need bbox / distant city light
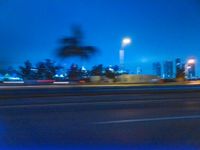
[55,74,65,78]
[109,68,114,72]
[60,74,64,78]
[81,66,86,71]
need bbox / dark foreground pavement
[1,85,200,149]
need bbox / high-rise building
[175,58,185,81]
[187,59,196,79]
[163,61,173,79]
[152,62,161,77]
[175,58,181,73]
[175,58,185,78]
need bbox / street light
[122,38,131,47]
[120,37,131,70]
[187,59,195,64]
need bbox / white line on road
[94,115,200,125]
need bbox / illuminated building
[152,62,161,77]
[163,61,173,79]
[175,58,185,79]
[186,59,196,79]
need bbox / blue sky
[0,0,200,75]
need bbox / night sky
[0,0,200,75]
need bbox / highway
[1,84,200,149]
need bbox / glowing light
[55,74,65,78]
[109,68,114,72]
[119,37,132,70]
[122,37,131,46]
[187,59,195,64]
[81,66,86,71]
[60,74,64,78]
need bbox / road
[1,85,200,149]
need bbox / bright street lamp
[187,59,195,64]
[120,37,131,70]
[122,38,131,47]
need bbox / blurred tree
[19,60,36,80]
[68,64,81,81]
[113,65,120,72]
[91,64,104,76]
[57,26,97,60]
[5,66,18,78]
[105,66,115,79]
[36,62,46,80]
[36,59,61,80]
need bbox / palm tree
[57,26,97,60]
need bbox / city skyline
[0,0,200,75]
[152,58,195,79]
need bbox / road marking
[94,115,200,125]
[3,81,24,84]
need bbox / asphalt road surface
[1,85,200,149]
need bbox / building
[187,59,196,79]
[163,61,173,79]
[175,58,185,79]
[152,62,161,77]
[175,58,181,74]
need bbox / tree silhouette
[19,59,62,80]
[36,59,61,80]
[68,64,81,81]
[19,60,36,80]
[57,26,97,60]
[91,64,104,76]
